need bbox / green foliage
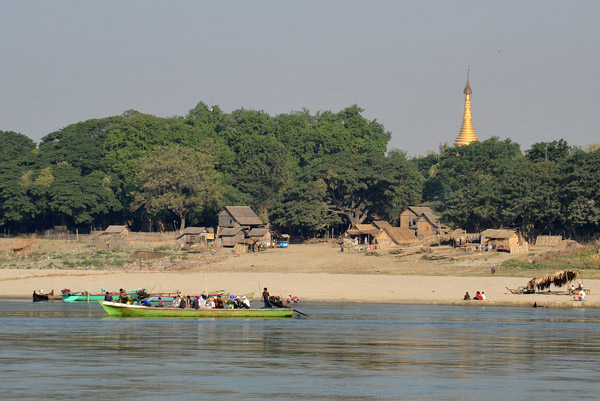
[131,145,222,231]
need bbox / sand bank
[2,269,598,308]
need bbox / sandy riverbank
[1,242,598,308]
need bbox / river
[1,301,599,400]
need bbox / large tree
[131,146,222,232]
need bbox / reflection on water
[1,301,599,400]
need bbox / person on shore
[262,287,273,308]
[573,292,580,301]
[463,292,471,300]
[475,291,483,301]
[104,291,113,302]
[481,292,486,300]
[579,290,586,301]
[491,266,496,275]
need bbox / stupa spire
[454,65,479,146]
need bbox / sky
[1,0,599,156]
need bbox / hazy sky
[1,0,598,156]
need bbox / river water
[1,301,599,400]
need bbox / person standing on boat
[262,288,273,308]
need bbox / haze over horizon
[1,1,598,156]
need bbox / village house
[216,206,265,247]
[97,225,129,249]
[400,206,449,238]
[176,227,214,248]
[480,228,527,253]
[345,220,418,249]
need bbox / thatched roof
[248,228,270,237]
[480,229,517,239]
[526,269,580,291]
[373,220,393,229]
[220,206,263,226]
[381,227,418,245]
[102,225,128,234]
[219,227,243,237]
[346,224,380,236]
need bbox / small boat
[62,287,145,303]
[33,290,50,302]
[98,301,294,318]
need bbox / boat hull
[99,301,293,318]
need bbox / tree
[559,148,600,237]
[303,151,422,227]
[131,146,222,232]
[526,139,570,163]
[270,179,332,237]
[0,131,38,228]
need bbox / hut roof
[373,220,393,229]
[406,206,434,216]
[248,228,271,237]
[347,224,380,236]
[480,229,517,239]
[220,206,263,226]
[219,227,243,237]
[102,225,128,234]
[177,227,210,239]
[379,227,418,245]
[526,269,580,291]
[181,227,208,235]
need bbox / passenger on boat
[262,288,273,308]
[215,295,224,309]
[157,297,165,307]
[463,292,471,300]
[192,296,200,309]
[104,291,113,302]
[207,298,215,308]
[179,296,187,309]
[172,295,181,308]
[242,296,251,308]
[118,289,129,304]
[199,296,206,308]
[141,299,152,307]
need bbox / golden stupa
[454,68,479,146]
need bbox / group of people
[169,294,251,309]
[571,282,587,301]
[108,287,295,309]
[463,291,486,301]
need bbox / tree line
[0,103,598,240]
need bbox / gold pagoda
[454,68,479,146]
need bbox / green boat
[62,287,145,303]
[98,301,294,318]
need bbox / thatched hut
[526,269,580,291]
